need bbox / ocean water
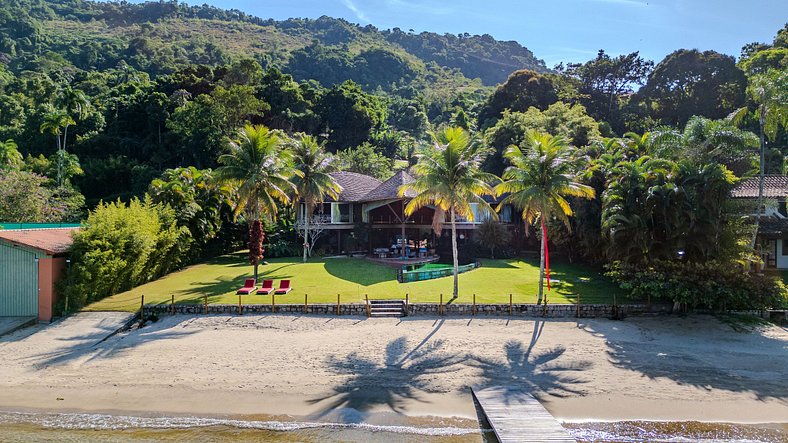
[0,411,785,442]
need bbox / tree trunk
[538,221,545,305]
[751,105,766,251]
[451,208,459,299]
[303,206,310,263]
[57,125,68,186]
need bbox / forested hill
[1,0,547,87]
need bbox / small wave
[564,421,785,443]
[0,411,480,436]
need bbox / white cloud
[341,0,371,23]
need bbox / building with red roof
[0,227,78,322]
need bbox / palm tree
[399,127,498,299]
[495,130,595,305]
[39,111,75,186]
[728,69,788,248]
[58,87,90,156]
[600,156,673,264]
[215,125,296,280]
[290,134,342,263]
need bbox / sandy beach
[0,313,786,430]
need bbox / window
[331,203,352,223]
[500,205,513,223]
[782,239,788,256]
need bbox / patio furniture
[256,279,274,295]
[275,279,292,294]
[236,278,256,294]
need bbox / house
[297,170,518,256]
[732,175,788,268]
[0,227,77,322]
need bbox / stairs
[368,299,407,318]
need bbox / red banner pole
[542,217,551,291]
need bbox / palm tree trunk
[55,130,63,187]
[451,208,459,299]
[538,222,545,305]
[751,105,766,255]
[303,206,310,263]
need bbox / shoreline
[0,314,786,430]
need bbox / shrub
[61,198,190,310]
[606,260,787,310]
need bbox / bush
[606,260,788,310]
[61,198,190,310]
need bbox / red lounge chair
[256,280,274,295]
[237,278,256,294]
[274,280,292,294]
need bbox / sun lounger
[256,279,274,295]
[237,278,256,294]
[274,279,292,294]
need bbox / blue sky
[128,0,785,66]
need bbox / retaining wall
[142,302,672,318]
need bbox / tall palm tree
[399,127,498,299]
[215,125,296,280]
[495,130,595,305]
[39,111,75,186]
[729,69,788,248]
[58,87,90,156]
[290,134,342,263]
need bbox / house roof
[731,175,788,198]
[363,170,417,201]
[329,172,382,202]
[758,218,788,238]
[0,228,78,255]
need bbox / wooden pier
[472,387,576,443]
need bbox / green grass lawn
[84,252,622,312]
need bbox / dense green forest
[0,1,786,310]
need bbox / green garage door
[0,243,39,317]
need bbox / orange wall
[37,257,67,322]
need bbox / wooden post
[238,294,242,315]
[405,293,409,317]
[576,293,581,318]
[365,294,370,318]
[171,294,175,316]
[439,293,443,316]
[272,293,276,313]
[304,294,308,314]
[473,293,476,315]
[509,293,513,316]
[204,295,208,315]
[337,293,341,316]
[140,295,144,323]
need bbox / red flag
[542,217,551,291]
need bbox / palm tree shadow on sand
[468,320,592,403]
[307,335,464,423]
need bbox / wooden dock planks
[472,387,576,443]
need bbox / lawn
[84,252,623,312]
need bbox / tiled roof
[0,228,79,255]
[731,175,788,198]
[363,170,417,201]
[329,172,382,202]
[758,218,788,237]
